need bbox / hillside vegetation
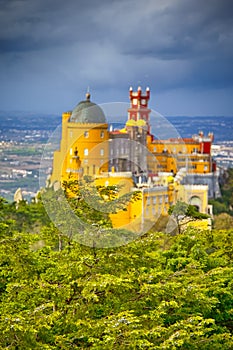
[0,194,233,349]
[210,168,233,217]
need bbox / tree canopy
[209,168,233,216]
[168,201,210,234]
[0,195,233,349]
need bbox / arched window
[189,196,202,212]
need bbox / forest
[0,177,233,349]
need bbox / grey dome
[69,93,106,123]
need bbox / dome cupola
[69,93,106,123]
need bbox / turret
[128,86,151,133]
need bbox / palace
[50,87,218,230]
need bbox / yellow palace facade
[50,88,214,229]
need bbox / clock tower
[128,86,151,133]
[124,86,151,174]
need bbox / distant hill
[166,116,233,142]
[0,112,232,142]
[0,112,60,131]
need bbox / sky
[0,0,233,116]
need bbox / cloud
[0,0,232,114]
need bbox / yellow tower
[51,93,109,186]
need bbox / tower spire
[86,86,91,101]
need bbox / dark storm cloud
[0,0,122,50]
[0,0,232,114]
[120,0,233,88]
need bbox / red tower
[128,86,151,133]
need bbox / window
[100,131,104,138]
[70,131,73,138]
[84,131,89,138]
[70,148,72,155]
[153,147,157,152]
[84,148,88,156]
[100,149,104,156]
[84,159,88,164]
[74,147,78,157]
[146,196,150,205]
[153,196,157,204]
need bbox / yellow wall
[51,116,109,184]
[177,184,209,214]
[66,123,109,177]
[95,173,176,230]
[147,139,211,174]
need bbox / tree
[0,205,233,349]
[0,195,50,233]
[209,168,233,216]
[214,213,233,230]
[62,176,141,217]
[38,178,141,249]
[209,198,229,215]
[168,201,209,234]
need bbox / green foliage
[168,201,209,220]
[210,168,233,216]
[221,168,233,209]
[63,176,141,219]
[214,213,233,230]
[45,177,142,247]
[0,195,232,348]
[209,199,229,215]
[0,196,50,232]
[168,201,210,234]
[0,199,233,350]
[62,177,113,228]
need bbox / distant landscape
[1,113,233,142]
